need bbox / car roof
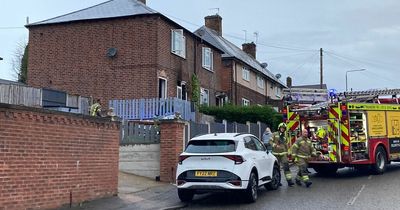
[190,133,252,141]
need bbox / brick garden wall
[0,103,120,210]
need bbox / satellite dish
[197,29,205,36]
[260,62,268,68]
[106,48,117,58]
[275,74,281,79]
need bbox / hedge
[199,104,283,131]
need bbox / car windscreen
[185,140,236,153]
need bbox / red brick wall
[159,120,185,182]
[0,104,120,210]
[236,83,266,105]
[27,15,222,107]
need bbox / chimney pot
[286,77,292,88]
[138,0,146,4]
[205,15,222,36]
[242,42,256,59]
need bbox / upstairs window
[202,47,213,71]
[242,98,250,106]
[242,67,250,81]
[171,29,186,58]
[257,76,265,89]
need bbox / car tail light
[228,180,242,186]
[223,155,244,164]
[177,180,186,186]
[178,155,190,164]
[344,146,350,151]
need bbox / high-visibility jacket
[90,103,101,116]
[270,131,289,156]
[291,136,317,159]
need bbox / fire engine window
[349,112,367,142]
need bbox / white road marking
[368,175,372,180]
[347,184,366,206]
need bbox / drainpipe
[234,61,238,105]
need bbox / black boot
[305,181,312,188]
[295,179,302,186]
[287,180,294,187]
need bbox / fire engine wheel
[372,146,387,175]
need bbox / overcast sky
[1,0,399,92]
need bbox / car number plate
[195,171,218,177]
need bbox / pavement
[61,172,185,210]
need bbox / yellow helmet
[317,128,327,138]
[278,123,287,129]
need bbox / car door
[251,136,272,180]
[243,136,259,169]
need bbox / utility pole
[320,48,323,89]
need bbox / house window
[177,86,183,100]
[202,47,213,71]
[257,76,265,89]
[242,98,250,106]
[242,67,250,81]
[200,88,209,106]
[171,29,186,58]
[158,78,167,99]
[276,87,281,97]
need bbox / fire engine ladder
[342,88,400,103]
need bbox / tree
[12,41,28,84]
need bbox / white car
[176,133,280,203]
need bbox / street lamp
[346,69,366,92]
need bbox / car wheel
[177,189,194,202]
[371,146,387,175]
[265,164,281,190]
[244,172,258,203]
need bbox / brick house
[26,0,223,107]
[194,15,286,110]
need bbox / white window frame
[177,86,183,100]
[158,77,168,99]
[242,98,250,106]
[202,47,213,71]
[200,88,210,106]
[257,76,265,89]
[171,29,186,58]
[242,67,250,81]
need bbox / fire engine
[284,88,400,174]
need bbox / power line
[286,52,320,76]
[0,26,25,30]
[325,50,396,70]
[162,12,316,52]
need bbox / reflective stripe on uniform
[272,152,288,156]
[285,173,292,180]
[302,176,309,181]
[297,154,309,159]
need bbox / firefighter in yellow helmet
[270,122,294,186]
[292,128,317,187]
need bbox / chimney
[286,77,292,88]
[138,0,146,4]
[242,42,256,59]
[205,15,222,36]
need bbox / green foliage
[191,74,200,106]
[199,104,283,130]
[18,44,28,83]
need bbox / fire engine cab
[284,88,400,174]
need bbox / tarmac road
[180,163,400,210]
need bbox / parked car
[176,133,280,203]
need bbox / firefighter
[90,99,102,117]
[270,123,294,186]
[292,128,317,188]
